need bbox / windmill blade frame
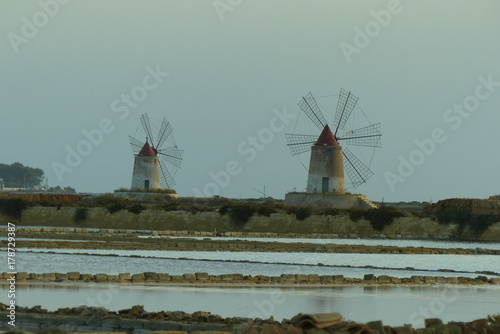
[285,133,317,156]
[298,92,328,131]
[129,135,144,154]
[158,147,184,169]
[342,147,374,189]
[159,160,176,189]
[155,117,173,149]
[333,88,359,136]
[140,113,155,144]
[337,123,381,148]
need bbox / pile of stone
[2,272,499,285]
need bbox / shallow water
[2,284,499,328]
[160,236,500,251]
[10,249,499,278]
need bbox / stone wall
[2,271,498,285]
[1,206,499,240]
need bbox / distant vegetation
[489,194,500,201]
[0,162,44,188]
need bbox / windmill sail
[333,88,359,136]
[298,92,328,131]
[158,147,184,169]
[337,123,381,148]
[140,113,155,144]
[285,133,317,156]
[342,147,374,189]
[159,160,176,189]
[129,135,145,154]
[155,117,173,149]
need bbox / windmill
[129,113,184,190]
[285,88,381,195]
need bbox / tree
[0,162,45,188]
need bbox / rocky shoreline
[2,271,499,285]
[1,303,498,334]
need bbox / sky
[1,0,499,202]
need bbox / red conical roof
[138,141,157,156]
[316,124,339,146]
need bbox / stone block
[30,273,43,280]
[94,274,108,282]
[308,274,320,282]
[183,273,196,280]
[424,276,436,283]
[295,274,308,282]
[157,273,171,281]
[281,274,295,281]
[320,275,333,283]
[170,275,184,281]
[131,273,145,282]
[332,275,344,283]
[80,274,94,282]
[390,277,401,284]
[489,278,500,284]
[118,273,131,281]
[107,275,119,281]
[445,277,459,284]
[42,273,56,281]
[377,275,391,283]
[364,274,375,281]
[55,273,68,281]
[144,272,159,281]
[195,272,209,280]
[67,272,80,280]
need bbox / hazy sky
[1,0,499,202]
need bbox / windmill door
[144,180,150,190]
[322,177,329,193]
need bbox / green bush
[437,208,498,238]
[74,208,88,223]
[286,206,313,221]
[107,202,127,214]
[0,198,28,219]
[437,208,471,225]
[364,206,404,231]
[345,206,404,231]
[219,203,257,228]
[348,208,365,222]
[128,204,146,215]
[257,206,278,217]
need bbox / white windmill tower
[129,113,184,191]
